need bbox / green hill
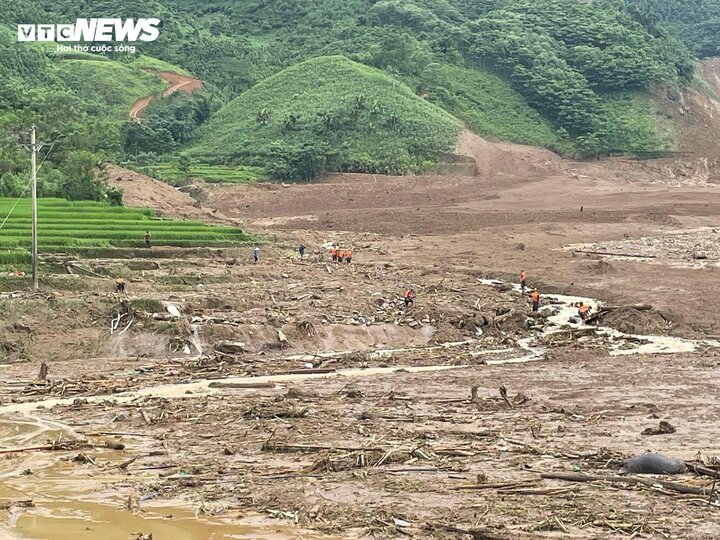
[0,0,715,188]
[191,56,462,178]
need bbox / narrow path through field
[129,70,203,120]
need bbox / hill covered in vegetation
[1,0,718,186]
[192,56,462,178]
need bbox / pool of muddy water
[0,416,336,539]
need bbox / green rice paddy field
[0,198,251,264]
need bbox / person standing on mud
[404,289,415,307]
[530,290,540,312]
[299,244,306,259]
[144,230,151,248]
[345,248,352,264]
[253,245,260,263]
[337,248,345,263]
[578,304,590,324]
[520,270,527,292]
[330,246,337,262]
[115,277,126,293]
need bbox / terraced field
[149,163,267,186]
[0,198,250,263]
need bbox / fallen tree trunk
[574,250,656,259]
[685,462,720,480]
[541,472,713,496]
[599,304,653,313]
[209,381,274,389]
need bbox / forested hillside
[626,0,720,58]
[1,0,718,187]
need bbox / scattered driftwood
[574,250,656,259]
[208,381,274,389]
[641,420,676,436]
[0,500,34,510]
[541,472,713,496]
[600,304,653,312]
[452,480,539,491]
[118,456,138,470]
[686,462,720,480]
[214,341,246,355]
[297,320,316,337]
[0,441,89,454]
[499,385,513,409]
[286,368,336,375]
[262,441,383,453]
[426,522,508,540]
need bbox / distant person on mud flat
[520,270,527,292]
[299,244,306,259]
[337,249,345,263]
[404,289,415,307]
[330,247,337,262]
[530,290,540,312]
[144,230,151,248]
[253,246,260,263]
[115,277,126,293]
[345,249,352,264]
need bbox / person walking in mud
[299,244,306,259]
[253,245,260,263]
[530,290,540,312]
[144,230,152,248]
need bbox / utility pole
[30,125,38,290]
[27,126,45,290]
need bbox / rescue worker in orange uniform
[345,249,352,263]
[578,304,590,324]
[115,277,126,293]
[530,290,540,312]
[404,289,415,307]
[337,249,345,263]
[330,247,337,262]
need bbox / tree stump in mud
[34,362,48,384]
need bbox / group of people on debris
[329,246,352,263]
[520,269,592,323]
[249,244,352,264]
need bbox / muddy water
[0,416,336,540]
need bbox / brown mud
[3,60,720,539]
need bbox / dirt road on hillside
[129,70,203,120]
